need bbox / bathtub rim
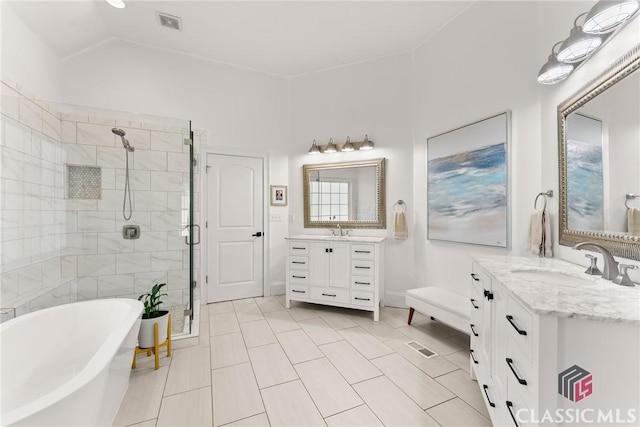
[1,298,143,426]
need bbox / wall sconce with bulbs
[308,135,375,154]
[537,0,639,84]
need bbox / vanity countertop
[287,234,385,243]
[473,256,640,325]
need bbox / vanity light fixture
[583,0,640,34]
[557,13,602,63]
[359,134,374,151]
[324,138,337,153]
[342,136,355,152]
[105,0,126,8]
[308,139,321,155]
[537,42,575,84]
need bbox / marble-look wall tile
[1,269,19,301]
[1,210,21,241]
[135,271,167,294]
[64,199,98,211]
[62,233,98,255]
[19,98,42,133]
[168,269,189,290]
[116,252,151,274]
[151,211,183,232]
[3,115,32,154]
[134,150,167,171]
[77,123,115,147]
[102,168,116,190]
[77,254,116,277]
[18,262,43,294]
[1,83,20,121]
[167,192,185,211]
[1,179,26,210]
[97,232,134,254]
[77,211,115,232]
[97,146,126,168]
[150,171,183,192]
[98,274,134,297]
[42,258,61,285]
[135,191,167,211]
[167,152,190,173]
[88,116,116,126]
[115,119,141,129]
[77,277,98,300]
[98,190,124,211]
[62,142,96,165]
[121,127,151,151]
[151,131,183,152]
[116,212,151,231]
[60,121,76,144]
[134,231,168,252]
[1,239,29,271]
[1,147,23,181]
[116,169,150,191]
[42,110,61,141]
[151,250,183,272]
[167,231,187,251]
[61,255,78,278]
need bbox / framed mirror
[303,158,386,229]
[558,43,640,260]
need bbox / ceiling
[6,0,474,77]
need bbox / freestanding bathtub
[1,299,143,426]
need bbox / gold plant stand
[132,314,172,370]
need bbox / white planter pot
[138,311,169,348]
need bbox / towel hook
[393,200,407,212]
[626,193,640,209]
[534,190,553,211]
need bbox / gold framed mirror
[303,158,386,229]
[558,43,640,260]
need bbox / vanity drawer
[351,277,374,290]
[506,296,533,361]
[506,337,535,404]
[289,284,309,300]
[352,260,374,276]
[351,291,375,308]
[289,256,309,270]
[352,244,375,260]
[289,241,309,255]
[310,287,350,304]
[289,271,309,285]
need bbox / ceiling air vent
[157,12,182,31]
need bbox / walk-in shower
[112,128,135,220]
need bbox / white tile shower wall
[1,81,72,320]
[60,115,202,308]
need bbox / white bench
[405,287,470,335]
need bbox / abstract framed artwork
[427,112,510,248]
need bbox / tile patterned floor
[113,296,491,427]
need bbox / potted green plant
[137,283,169,348]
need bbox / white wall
[60,38,291,294]
[0,5,62,101]
[289,53,415,306]
[412,1,543,297]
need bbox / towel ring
[626,193,640,209]
[393,200,407,213]
[534,190,553,211]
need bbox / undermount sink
[509,268,596,287]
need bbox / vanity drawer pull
[291,289,306,294]
[292,261,306,265]
[354,297,371,301]
[292,246,306,250]
[470,273,479,281]
[506,358,528,385]
[470,298,479,309]
[483,289,494,300]
[355,281,370,285]
[482,385,496,408]
[355,250,371,254]
[355,266,371,269]
[470,349,479,364]
[470,324,479,337]
[506,315,528,336]
[322,293,337,297]
[292,275,306,279]
[506,401,520,427]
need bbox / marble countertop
[473,256,640,325]
[287,234,385,243]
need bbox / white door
[206,154,263,303]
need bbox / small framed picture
[270,185,288,206]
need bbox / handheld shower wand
[112,128,135,220]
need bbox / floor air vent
[157,12,182,31]
[405,341,438,359]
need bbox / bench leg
[407,307,415,325]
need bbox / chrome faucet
[573,242,619,281]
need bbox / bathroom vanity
[285,235,385,320]
[471,256,640,426]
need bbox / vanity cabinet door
[309,243,330,287]
[329,243,349,288]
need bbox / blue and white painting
[427,113,509,247]
[566,114,604,231]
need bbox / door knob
[252,232,263,237]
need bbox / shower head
[112,128,135,152]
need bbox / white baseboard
[384,291,407,308]
[270,281,285,296]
